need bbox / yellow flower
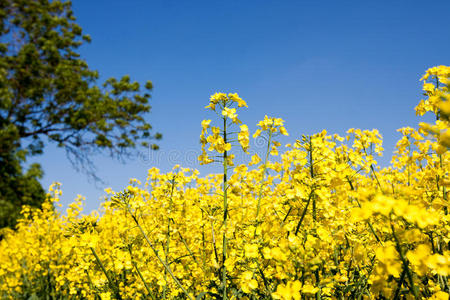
[302,284,319,295]
[249,153,261,166]
[272,281,302,300]
[244,244,259,258]
[238,124,250,152]
[201,119,211,130]
[228,93,248,107]
[240,271,258,293]
[430,291,450,300]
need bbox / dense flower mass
[0,66,449,299]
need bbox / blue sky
[32,0,450,212]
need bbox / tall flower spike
[198,92,248,164]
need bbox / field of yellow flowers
[0,66,449,299]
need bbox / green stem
[85,270,101,300]
[131,259,155,300]
[309,136,317,222]
[295,192,312,236]
[128,210,193,300]
[222,115,228,300]
[439,154,448,215]
[256,128,273,219]
[202,212,206,272]
[370,164,384,194]
[211,220,219,264]
[346,177,383,245]
[178,231,204,271]
[407,140,411,188]
[90,247,122,300]
[391,223,419,299]
[393,268,406,300]
[280,206,292,227]
[163,178,176,299]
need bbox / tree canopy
[0,0,161,230]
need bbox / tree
[0,147,45,230]
[0,0,161,230]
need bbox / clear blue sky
[32,0,450,212]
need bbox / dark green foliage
[0,0,161,230]
[0,147,45,231]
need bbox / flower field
[0,66,449,299]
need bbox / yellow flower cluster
[0,67,449,299]
[199,93,248,165]
[416,65,450,149]
[253,115,289,138]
